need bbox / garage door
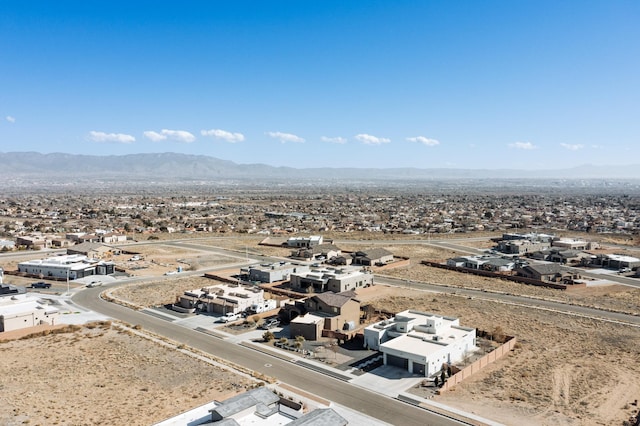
[412,362,426,376]
[386,354,408,369]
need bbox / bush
[262,331,275,342]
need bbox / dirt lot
[365,287,640,426]
[0,322,255,426]
[8,234,638,425]
[115,244,238,277]
[110,275,222,308]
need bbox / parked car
[218,313,239,323]
[261,318,280,329]
[31,281,51,289]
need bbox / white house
[18,254,115,280]
[364,310,477,376]
[289,266,373,293]
[0,293,60,333]
[285,235,323,248]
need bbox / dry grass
[110,275,221,308]
[368,288,640,425]
[0,322,254,425]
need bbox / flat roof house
[0,293,60,333]
[18,254,115,280]
[175,284,264,315]
[247,263,309,283]
[364,310,477,377]
[290,266,373,294]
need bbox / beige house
[289,292,360,340]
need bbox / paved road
[72,288,465,426]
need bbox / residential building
[586,254,640,270]
[67,242,112,258]
[289,266,373,293]
[552,238,597,251]
[0,239,15,250]
[174,284,264,315]
[0,292,60,333]
[17,254,115,280]
[515,264,579,283]
[290,243,341,261]
[364,310,477,377]
[497,239,550,255]
[155,386,348,426]
[285,235,323,248]
[246,263,309,283]
[289,291,360,340]
[350,248,394,266]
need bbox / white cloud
[406,136,440,146]
[560,143,584,151]
[144,129,195,143]
[355,133,390,145]
[143,131,167,142]
[267,131,305,143]
[88,131,135,144]
[6,115,15,123]
[508,141,537,150]
[201,129,245,143]
[160,129,195,143]
[321,136,347,144]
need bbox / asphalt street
[72,287,465,426]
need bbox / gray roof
[485,258,514,267]
[353,248,393,260]
[288,408,348,426]
[312,292,353,308]
[67,242,110,254]
[209,387,279,419]
[522,263,565,275]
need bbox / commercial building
[289,266,373,293]
[364,310,477,377]
[17,254,115,280]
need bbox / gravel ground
[0,322,255,426]
[367,288,640,426]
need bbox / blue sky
[1,1,638,169]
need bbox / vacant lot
[110,275,219,308]
[368,288,640,426]
[0,322,254,426]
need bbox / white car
[219,313,239,323]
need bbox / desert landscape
[0,322,257,426]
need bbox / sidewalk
[139,307,502,425]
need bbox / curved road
[73,287,465,426]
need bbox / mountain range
[1,152,639,182]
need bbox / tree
[262,331,275,342]
[440,370,446,385]
[434,376,439,387]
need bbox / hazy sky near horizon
[1,1,638,169]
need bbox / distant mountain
[1,152,639,182]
